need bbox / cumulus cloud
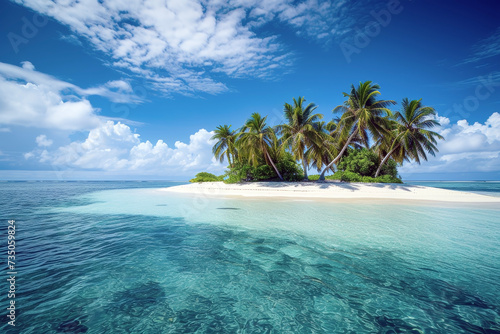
[0,62,142,130]
[2,61,219,178]
[400,112,500,175]
[29,121,224,177]
[13,0,375,95]
[21,61,35,70]
[0,77,100,131]
[35,134,53,147]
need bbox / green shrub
[375,175,403,183]
[217,149,402,184]
[337,148,377,176]
[320,170,402,183]
[276,154,304,181]
[337,148,399,178]
[339,171,361,182]
[307,172,343,181]
[361,176,377,183]
[224,173,241,184]
[223,152,303,183]
[189,172,225,183]
[284,173,304,182]
[223,163,253,183]
[335,172,403,183]
[253,165,275,181]
[326,171,343,180]
[381,158,398,178]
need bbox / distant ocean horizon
[1,180,499,333]
[406,181,500,197]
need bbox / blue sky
[0,0,499,180]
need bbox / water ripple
[1,182,499,333]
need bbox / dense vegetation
[189,172,224,183]
[224,152,304,183]
[193,81,443,184]
[337,148,398,179]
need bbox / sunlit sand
[162,181,500,203]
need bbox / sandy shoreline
[160,181,500,203]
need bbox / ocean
[1,181,499,333]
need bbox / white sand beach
[161,181,500,203]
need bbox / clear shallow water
[1,181,499,333]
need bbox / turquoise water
[1,181,499,333]
[407,181,500,197]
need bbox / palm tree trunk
[318,129,358,181]
[374,144,399,178]
[266,150,283,181]
[302,159,308,181]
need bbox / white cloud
[13,0,367,95]
[400,112,500,175]
[439,113,500,154]
[0,75,100,131]
[35,134,53,147]
[0,61,77,91]
[0,61,143,102]
[59,33,82,46]
[21,61,35,71]
[82,79,141,103]
[435,115,450,127]
[0,62,142,130]
[463,27,500,64]
[29,121,224,177]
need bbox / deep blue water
[0,181,499,333]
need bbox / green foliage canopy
[224,152,303,183]
[189,172,225,183]
[337,148,398,178]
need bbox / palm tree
[374,98,444,177]
[211,125,237,166]
[238,113,283,180]
[304,120,338,174]
[276,97,323,180]
[318,81,396,181]
[372,118,407,167]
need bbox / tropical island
[192,81,443,184]
[163,81,500,203]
